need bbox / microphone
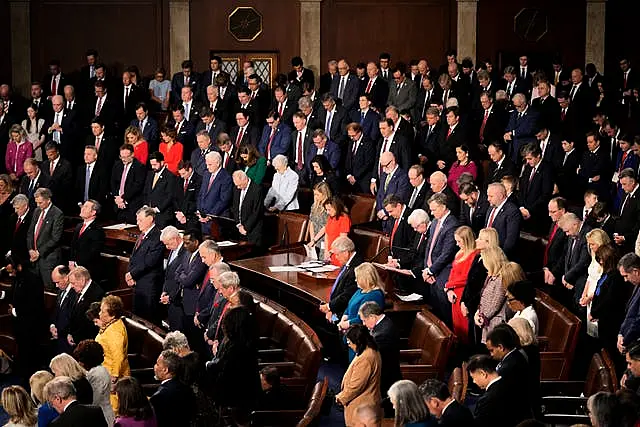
[368,245,390,262]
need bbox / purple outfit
[5,141,33,177]
[114,416,158,427]
[447,160,477,195]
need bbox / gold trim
[228,6,263,42]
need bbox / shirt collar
[486,376,501,390]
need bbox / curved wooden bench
[448,362,468,404]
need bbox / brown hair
[101,294,124,318]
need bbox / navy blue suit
[128,226,165,322]
[620,287,640,347]
[162,245,189,331]
[131,117,159,149]
[485,201,522,257]
[307,139,341,170]
[330,74,360,111]
[190,147,211,177]
[376,167,411,231]
[350,109,381,142]
[175,250,208,318]
[505,108,539,162]
[197,168,233,234]
[195,279,216,326]
[258,123,292,161]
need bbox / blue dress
[38,402,59,427]
[344,288,385,361]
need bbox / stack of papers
[103,223,136,230]
[217,241,238,247]
[395,293,424,302]
[268,266,303,272]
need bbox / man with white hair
[67,266,105,346]
[264,154,299,211]
[45,94,78,160]
[554,212,591,308]
[45,376,107,425]
[426,170,460,217]
[503,92,539,163]
[160,226,189,331]
[485,182,522,257]
[232,170,263,246]
[197,150,232,234]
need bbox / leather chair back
[584,353,614,396]
[351,228,389,262]
[345,194,376,225]
[408,310,452,366]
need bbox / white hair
[408,209,429,227]
[205,151,222,164]
[272,154,288,169]
[160,226,181,241]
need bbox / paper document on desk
[298,260,324,268]
[269,266,303,272]
[217,241,238,247]
[396,293,424,302]
[103,223,136,230]
[305,265,340,273]
[304,245,319,260]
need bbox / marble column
[457,0,478,62]
[9,0,31,96]
[169,0,190,75]
[300,0,322,85]
[585,0,607,71]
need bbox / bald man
[330,59,360,111]
[45,94,79,161]
[425,171,460,217]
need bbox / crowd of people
[2,47,640,426]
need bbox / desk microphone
[368,245,390,262]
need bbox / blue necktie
[360,111,365,124]
[330,265,347,296]
[84,165,90,202]
[325,111,333,134]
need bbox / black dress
[0,191,15,259]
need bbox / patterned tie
[426,219,442,267]
[297,133,304,170]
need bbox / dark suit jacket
[271,98,296,126]
[171,71,201,104]
[229,124,260,148]
[439,400,474,427]
[150,377,195,427]
[43,109,79,158]
[92,134,119,173]
[485,201,522,256]
[438,124,466,168]
[75,162,109,206]
[563,224,592,303]
[578,147,611,197]
[19,172,51,207]
[591,271,629,351]
[131,116,160,148]
[197,168,233,219]
[373,134,412,181]
[7,210,32,269]
[532,95,561,131]
[412,87,442,123]
[289,128,314,176]
[42,73,69,98]
[361,77,389,112]
[376,167,411,213]
[42,157,73,210]
[172,119,196,151]
[555,149,581,201]
[424,186,461,218]
[110,159,146,222]
[473,377,531,427]
[92,94,121,133]
[232,179,264,246]
[461,191,489,234]
[128,226,165,296]
[306,139,341,171]
[424,214,458,277]
[174,172,202,230]
[258,123,292,160]
[330,73,360,111]
[162,244,188,314]
[546,223,568,279]
[350,108,381,142]
[288,68,315,87]
[50,401,107,427]
[344,136,376,194]
[195,277,217,325]
[475,107,508,146]
[518,161,554,223]
[407,182,429,212]
[317,105,348,145]
[487,157,517,185]
[69,221,105,279]
[371,315,401,394]
[144,167,178,227]
[614,189,640,252]
[389,207,417,261]
[505,108,539,162]
[68,281,105,343]
[176,250,208,316]
[328,252,364,317]
[51,287,77,350]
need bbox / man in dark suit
[258,111,292,165]
[200,56,230,99]
[372,118,412,189]
[151,350,195,427]
[504,93,539,162]
[171,60,200,106]
[375,152,411,232]
[317,93,348,146]
[231,170,264,247]
[175,160,202,231]
[425,171,460,218]
[531,80,561,131]
[42,60,69,99]
[416,107,443,172]
[459,182,489,235]
[195,107,226,147]
[613,168,640,254]
[319,60,338,95]
[246,74,271,126]
[578,132,611,200]
[119,71,144,123]
[618,253,640,353]
[45,95,79,162]
[422,193,458,324]
[91,81,121,136]
[88,118,118,173]
[26,188,64,291]
[290,111,314,182]
[485,182,522,257]
[501,66,528,103]
[288,56,315,87]
[49,265,77,355]
[350,94,381,142]
[476,92,508,148]
[203,84,231,128]
[132,102,160,150]
[216,132,239,175]
[197,151,233,234]
[191,131,214,177]
[518,143,554,233]
[360,301,401,416]
[125,207,165,323]
[388,208,431,295]
[195,241,222,343]
[4,194,32,276]
[487,323,536,399]
[344,122,375,194]
[536,127,563,167]
[555,212,592,309]
[468,354,532,427]
[307,129,341,170]
[178,85,203,128]
[436,106,466,172]
[331,59,360,112]
[543,197,568,292]
[556,139,581,202]
[75,145,109,209]
[361,62,389,112]
[406,165,429,212]
[386,106,414,145]
[319,236,363,321]
[384,195,416,257]
[19,159,51,207]
[41,142,73,212]
[487,141,517,185]
[567,68,595,129]
[68,200,105,281]
[111,144,146,224]
[229,110,260,149]
[46,376,107,427]
[66,266,105,346]
[419,379,474,427]
[169,105,196,154]
[271,86,296,127]
[412,75,441,125]
[144,152,177,228]
[159,226,189,331]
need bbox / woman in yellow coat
[336,324,382,426]
[95,295,130,410]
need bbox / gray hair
[508,317,537,346]
[407,209,429,227]
[163,331,190,351]
[68,266,91,281]
[512,93,527,104]
[199,239,221,255]
[44,376,76,401]
[587,392,618,427]
[160,226,181,241]
[232,170,248,181]
[331,236,355,253]
[136,205,156,218]
[358,301,383,318]
[298,96,312,110]
[430,171,446,184]
[487,182,507,197]
[445,97,458,108]
[159,350,181,376]
[427,192,448,207]
[11,194,28,207]
[196,130,210,140]
[272,154,288,169]
[558,212,580,228]
[619,253,640,273]
[211,262,231,275]
[34,187,52,200]
[205,150,222,164]
[219,271,240,289]
[387,380,430,425]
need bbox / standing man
[66,266,104,347]
[175,160,202,231]
[618,253,640,354]
[111,143,146,224]
[68,199,105,281]
[197,151,233,234]
[231,170,264,247]
[49,265,76,355]
[159,226,189,331]
[144,151,177,228]
[484,183,521,257]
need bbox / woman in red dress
[159,127,184,174]
[323,196,352,266]
[445,225,480,344]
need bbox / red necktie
[620,151,629,172]
[236,127,244,146]
[183,178,189,194]
[365,79,373,94]
[34,210,46,250]
[624,73,628,89]
[479,110,489,141]
[51,77,57,96]
[224,152,230,168]
[390,218,400,249]
[426,220,442,267]
[133,232,144,251]
[50,161,55,176]
[278,103,284,117]
[14,217,21,234]
[79,223,87,236]
[200,271,210,293]
[487,208,497,228]
[529,166,536,182]
[447,128,452,139]
[95,136,100,151]
[297,132,303,170]
[561,109,566,121]
[95,97,103,116]
[266,129,276,159]
[543,223,558,265]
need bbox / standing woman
[474,247,509,343]
[21,104,45,161]
[29,370,57,427]
[95,295,131,411]
[124,126,149,165]
[5,124,33,185]
[1,385,38,427]
[336,325,382,427]
[49,353,94,404]
[238,143,267,185]
[158,127,183,174]
[445,226,480,344]
[324,196,352,265]
[579,229,611,338]
[306,182,331,259]
[309,154,341,195]
[73,339,116,426]
[447,145,477,195]
[148,68,171,111]
[113,377,158,427]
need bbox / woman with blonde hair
[476,228,500,251]
[124,125,149,165]
[474,247,511,343]
[4,124,32,184]
[49,353,94,404]
[1,385,37,427]
[306,182,331,259]
[580,228,611,338]
[29,370,57,427]
[446,226,480,344]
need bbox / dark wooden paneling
[0,1,11,85]
[604,0,636,76]
[30,0,167,81]
[477,0,586,74]
[321,0,454,70]
[190,0,300,84]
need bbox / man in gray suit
[159,226,189,331]
[388,64,418,112]
[27,187,64,291]
[330,59,360,112]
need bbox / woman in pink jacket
[5,124,33,184]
